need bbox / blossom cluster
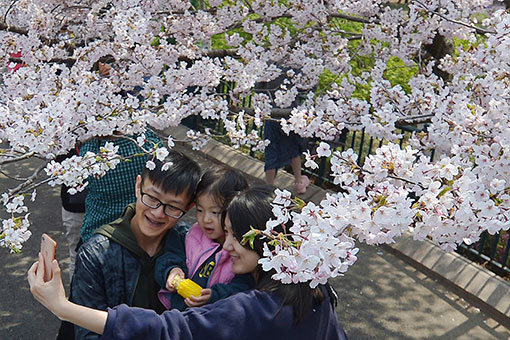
[44,142,121,188]
[0,212,31,253]
[312,142,510,252]
[1,194,31,252]
[257,189,359,288]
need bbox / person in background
[78,58,162,244]
[55,148,88,284]
[78,130,161,243]
[255,71,310,195]
[263,120,310,194]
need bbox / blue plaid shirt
[79,130,161,242]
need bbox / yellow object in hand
[172,277,203,299]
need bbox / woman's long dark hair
[226,185,326,323]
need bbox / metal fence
[182,113,510,279]
[458,231,510,278]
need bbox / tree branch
[412,0,496,35]
[7,163,47,196]
[0,22,28,35]
[10,48,239,67]
[338,153,423,188]
[202,49,238,58]
[230,106,290,118]
[4,0,18,24]
[329,12,377,24]
[229,105,433,125]
[0,152,36,166]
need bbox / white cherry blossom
[2,0,510,287]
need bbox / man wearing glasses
[69,152,201,340]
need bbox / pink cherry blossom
[2,0,510,286]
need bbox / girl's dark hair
[196,166,248,210]
[226,185,325,323]
[141,151,201,206]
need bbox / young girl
[154,166,253,310]
[28,185,348,339]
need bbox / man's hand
[165,267,185,292]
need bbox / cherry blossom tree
[1,0,509,286]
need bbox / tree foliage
[1,0,509,286]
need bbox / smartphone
[40,233,57,282]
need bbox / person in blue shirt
[28,185,348,340]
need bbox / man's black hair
[141,151,201,206]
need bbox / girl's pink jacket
[184,223,235,286]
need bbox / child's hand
[184,288,212,308]
[166,267,185,292]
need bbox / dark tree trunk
[422,33,454,82]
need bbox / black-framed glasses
[139,187,186,219]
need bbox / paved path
[1,141,509,339]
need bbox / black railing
[457,231,510,277]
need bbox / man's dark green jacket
[71,204,188,340]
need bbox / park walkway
[0,129,509,339]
